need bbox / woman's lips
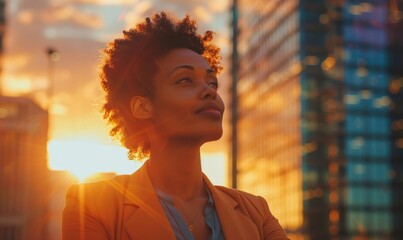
[196,109,222,118]
[195,103,223,118]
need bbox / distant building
[231,0,403,239]
[0,0,4,50]
[0,0,5,94]
[0,96,49,240]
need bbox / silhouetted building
[231,0,403,239]
[0,0,5,94]
[0,96,49,240]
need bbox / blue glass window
[369,116,389,135]
[346,137,367,157]
[369,187,391,206]
[347,162,366,182]
[346,114,366,134]
[369,73,388,89]
[344,47,387,67]
[369,162,390,182]
[344,65,389,90]
[374,212,392,231]
[343,25,386,47]
[346,186,369,206]
[347,210,368,232]
[343,3,387,25]
[368,139,390,158]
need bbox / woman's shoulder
[213,185,290,239]
[65,174,131,201]
[62,175,133,238]
[213,185,269,216]
[214,185,258,197]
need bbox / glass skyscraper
[231,0,403,239]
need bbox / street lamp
[46,47,60,108]
[46,47,60,139]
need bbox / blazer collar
[122,161,259,240]
[123,161,176,240]
[203,174,260,240]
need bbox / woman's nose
[200,82,217,99]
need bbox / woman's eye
[208,81,219,89]
[176,78,192,84]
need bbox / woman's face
[149,48,224,145]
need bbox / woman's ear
[130,96,153,119]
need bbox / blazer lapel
[121,163,260,240]
[122,162,176,240]
[203,175,261,240]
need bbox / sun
[47,139,142,182]
[47,138,228,185]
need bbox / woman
[62,12,289,240]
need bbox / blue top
[156,187,224,240]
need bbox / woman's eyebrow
[206,69,215,74]
[170,65,194,76]
[169,66,215,76]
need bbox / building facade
[231,0,403,239]
[0,0,5,94]
[0,96,49,240]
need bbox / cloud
[1,73,49,95]
[214,34,230,54]
[8,0,24,14]
[41,5,103,29]
[2,75,33,94]
[145,0,230,15]
[91,0,135,5]
[51,102,69,115]
[14,4,103,29]
[123,0,153,26]
[120,0,230,33]
[206,0,230,13]
[17,10,34,24]
[193,6,213,23]
[49,0,135,6]
[2,54,30,70]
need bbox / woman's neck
[147,140,205,200]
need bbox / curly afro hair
[99,12,222,160]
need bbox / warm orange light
[396,138,403,148]
[302,141,317,154]
[47,139,142,182]
[201,152,227,186]
[329,210,339,222]
[329,178,338,188]
[48,139,227,184]
[390,79,401,94]
[329,191,339,203]
[321,56,336,71]
[328,145,339,158]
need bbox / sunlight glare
[48,139,227,184]
[201,152,227,186]
[48,139,142,182]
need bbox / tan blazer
[62,161,289,240]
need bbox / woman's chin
[166,127,223,144]
[201,129,223,142]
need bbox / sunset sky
[1,0,231,184]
